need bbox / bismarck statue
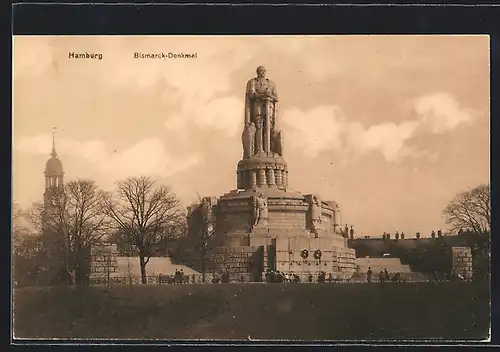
[238,66,289,190]
[243,66,284,158]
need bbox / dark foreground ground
[13,281,490,341]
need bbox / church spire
[44,127,64,193]
[51,127,57,157]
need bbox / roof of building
[45,133,64,176]
[45,156,64,175]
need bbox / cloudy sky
[12,35,489,237]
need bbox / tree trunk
[139,254,147,284]
[201,243,208,283]
[201,258,206,283]
[69,269,77,287]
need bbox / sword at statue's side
[264,99,271,154]
[274,100,278,131]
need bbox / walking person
[384,268,390,281]
[379,271,386,283]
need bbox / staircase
[356,257,412,274]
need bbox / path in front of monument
[13,281,489,341]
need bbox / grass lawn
[13,281,490,341]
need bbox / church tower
[43,131,64,206]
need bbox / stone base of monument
[209,246,263,282]
[207,187,357,282]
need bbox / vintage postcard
[12,35,490,342]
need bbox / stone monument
[238,66,287,190]
[197,66,356,282]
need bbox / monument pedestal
[237,155,288,190]
[208,186,356,281]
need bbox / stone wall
[210,246,262,281]
[216,191,340,232]
[89,243,118,284]
[333,248,357,277]
[265,208,307,231]
[452,247,473,281]
[272,236,356,278]
[217,203,253,234]
[356,257,413,274]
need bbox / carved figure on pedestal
[242,122,256,159]
[270,129,284,157]
[201,197,214,233]
[310,195,323,233]
[244,66,282,156]
[253,193,268,227]
[344,224,349,238]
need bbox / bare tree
[102,176,184,284]
[12,202,28,248]
[42,179,110,286]
[186,196,217,283]
[13,202,23,222]
[442,184,491,235]
[13,203,43,286]
[127,258,134,289]
[12,201,53,286]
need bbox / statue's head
[256,66,266,78]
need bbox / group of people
[158,269,198,284]
[340,225,355,239]
[366,267,405,283]
[211,271,231,284]
[380,229,450,240]
[264,270,346,284]
[431,269,467,282]
[265,270,301,283]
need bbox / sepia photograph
[12,35,490,341]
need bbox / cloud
[412,93,476,133]
[13,37,54,77]
[15,134,201,185]
[282,93,476,162]
[345,120,420,162]
[282,106,419,162]
[258,36,346,81]
[164,96,244,138]
[282,106,345,158]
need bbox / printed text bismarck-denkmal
[134,52,198,59]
